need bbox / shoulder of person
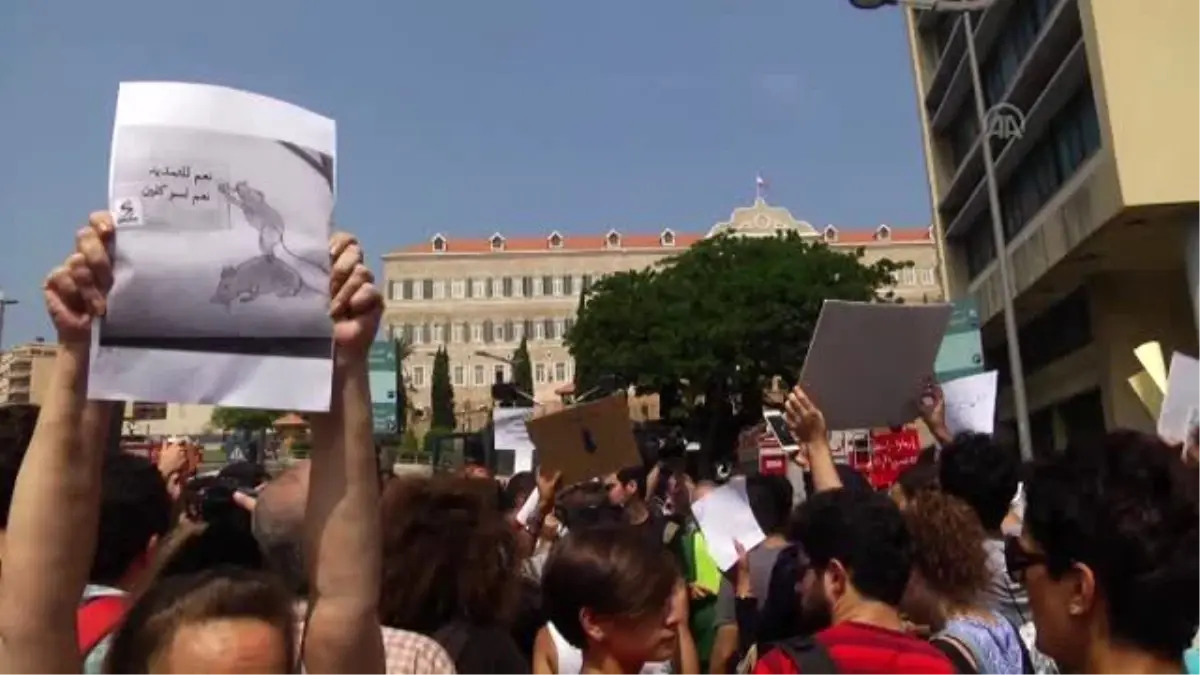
[381,625,457,675]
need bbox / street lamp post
[0,292,17,352]
[473,349,538,405]
[849,0,1034,462]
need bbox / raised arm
[0,214,114,672]
[784,385,842,494]
[302,232,385,674]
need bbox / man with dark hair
[938,432,1029,629]
[251,461,456,674]
[80,452,173,672]
[754,489,955,674]
[604,464,671,547]
[1018,430,1198,674]
[710,475,793,673]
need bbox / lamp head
[849,0,898,8]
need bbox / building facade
[381,198,943,425]
[0,340,216,436]
[0,341,58,406]
[904,0,1198,452]
[121,402,218,439]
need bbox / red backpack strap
[78,595,127,656]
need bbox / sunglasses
[1004,535,1048,584]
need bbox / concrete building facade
[0,341,57,406]
[381,197,943,425]
[904,0,1198,452]
[0,340,216,437]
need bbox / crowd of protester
[0,212,1195,674]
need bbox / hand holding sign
[784,385,826,446]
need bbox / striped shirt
[295,602,456,674]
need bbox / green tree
[394,336,413,434]
[565,232,905,453]
[511,336,535,408]
[572,290,593,399]
[430,346,457,430]
[210,407,280,433]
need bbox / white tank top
[546,622,673,674]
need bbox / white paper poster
[1158,352,1200,444]
[690,477,767,572]
[942,370,998,436]
[90,82,337,411]
[493,407,537,474]
[799,300,953,430]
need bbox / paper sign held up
[942,370,998,436]
[799,300,952,430]
[492,407,537,474]
[525,395,641,487]
[1158,352,1200,444]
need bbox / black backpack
[758,634,835,672]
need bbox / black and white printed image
[101,127,334,358]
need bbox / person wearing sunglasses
[1019,430,1198,674]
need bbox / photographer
[155,461,269,578]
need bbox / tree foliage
[565,232,906,454]
[210,407,280,433]
[511,337,535,407]
[430,346,456,430]
[394,337,412,434]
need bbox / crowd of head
[0,212,1194,674]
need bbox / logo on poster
[115,198,141,226]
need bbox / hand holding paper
[690,479,766,571]
[45,213,115,345]
[941,371,998,436]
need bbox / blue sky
[0,0,931,346]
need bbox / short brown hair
[105,566,295,673]
[378,474,520,632]
[542,525,680,648]
[903,489,990,607]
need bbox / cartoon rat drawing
[210,254,306,310]
[217,180,329,296]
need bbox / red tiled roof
[388,226,929,256]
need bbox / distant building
[121,402,217,439]
[381,197,942,426]
[0,341,57,406]
[0,340,215,437]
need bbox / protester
[379,474,528,672]
[1020,430,1198,674]
[938,432,1029,630]
[251,461,457,674]
[710,475,793,673]
[752,488,955,674]
[889,459,938,512]
[604,464,673,547]
[540,525,689,674]
[0,216,387,673]
[102,566,296,672]
[78,451,174,672]
[902,488,1029,673]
